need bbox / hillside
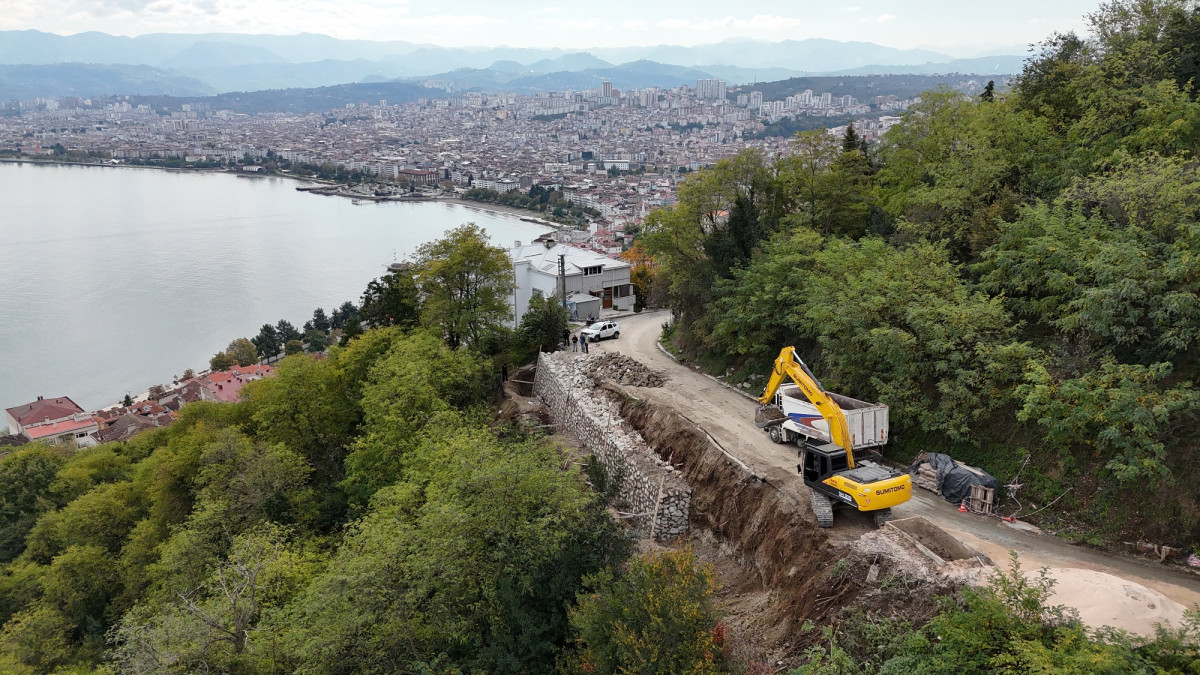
[0,63,213,99]
[640,0,1200,552]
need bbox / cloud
[622,20,648,30]
[877,13,897,22]
[841,5,861,11]
[656,15,802,32]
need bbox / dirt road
[591,310,1200,621]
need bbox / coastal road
[591,310,1200,616]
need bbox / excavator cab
[800,443,849,483]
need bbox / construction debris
[909,452,999,509]
[584,353,667,387]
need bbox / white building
[510,240,636,325]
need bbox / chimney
[37,395,43,401]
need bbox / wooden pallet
[969,484,995,515]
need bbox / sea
[0,162,552,413]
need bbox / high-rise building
[749,91,763,109]
[696,78,727,100]
[601,81,614,99]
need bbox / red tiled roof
[6,397,84,427]
[24,417,97,439]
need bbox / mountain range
[0,30,1026,100]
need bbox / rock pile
[583,353,666,387]
[534,351,689,541]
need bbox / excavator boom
[758,347,855,468]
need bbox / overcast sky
[1,0,1102,56]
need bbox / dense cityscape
[1,78,920,232]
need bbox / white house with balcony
[510,240,635,325]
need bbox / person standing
[501,364,508,382]
[571,334,579,352]
[580,333,589,353]
[561,327,570,349]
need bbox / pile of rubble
[584,353,667,387]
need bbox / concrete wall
[534,352,690,541]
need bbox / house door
[602,288,613,309]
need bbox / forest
[0,225,733,673]
[642,0,1200,549]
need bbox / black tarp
[910,452,999,505]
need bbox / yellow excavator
[755,346,911,527]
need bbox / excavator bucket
[755,405,787,429]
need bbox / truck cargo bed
[774,384,889,450]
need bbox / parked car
[580,321,620,341]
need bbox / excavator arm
[758,347,855,468]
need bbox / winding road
[590,309,1200,626]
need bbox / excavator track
[811,490,835,528]
[873,508,893,528]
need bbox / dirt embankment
[603,385,945,663]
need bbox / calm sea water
[0,162,551,412]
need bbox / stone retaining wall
[534,351,690,541]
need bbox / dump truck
[756,347,911,527]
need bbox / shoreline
[0,159,570,228]
[436,197,563,229]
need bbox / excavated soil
[501,365,958,667]
[605,387,956,665]
[584,352,667,387]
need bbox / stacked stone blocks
[534,352,690,540]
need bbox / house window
[583,265,603,276]
[613,284,631,298]
[531,288,544,298]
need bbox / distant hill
[126,81,444,115]
[822,55,1027,76]
[728,74,995,104]
[161,41,287,69]
[181,59,398,93]
[0,63,213,100]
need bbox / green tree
[564,549,724,674]
[980,79,996,102]
[329,301,358,330]
[276,319,301,345]
[0,445,67,562]
[226,338,259,367]
[518,293,570,357]
[208,351,236,372]
[252,324,280,363]
[284,339,303,356]
[271,424,629,673]
[339,317,363,346]
[359,270,420,329]
[303,329,327,353]
[413,224,515,349]
[242,354,358,505]
[311,307,330,333]
[122,394,133,407]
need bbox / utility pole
[558,254,567,309]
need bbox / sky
[0,0,1102,57]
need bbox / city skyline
[2,0,1100,58]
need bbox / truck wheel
[768,425,782,443]
[613,331,619,339]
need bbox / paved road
[592,310,1200,611]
